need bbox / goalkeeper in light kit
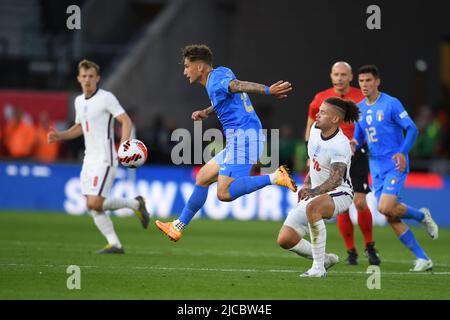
[353,65,439,271]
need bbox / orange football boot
[274,165,297,192]
[155,220,182,242]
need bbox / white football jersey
[308,123,352,191]
[74,88,125,166]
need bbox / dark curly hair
[182,44,213,65]
[325,97,361,123]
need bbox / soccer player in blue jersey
[155,44,297,241]
[352,65,439,271]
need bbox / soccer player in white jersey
[48,59,150,254]
[277,97,361,277]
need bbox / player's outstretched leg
[227,165,297,201]
[156,185,208,242]
[156,162,217,242]
[102,196,150,229]
[273,165,297,192]
[134,196,150,229]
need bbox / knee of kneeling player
[277,233,298,249]
[305,202,322,218]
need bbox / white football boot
[420,208,439,240]
[324,253,340,270]
[300,266,327,278]
[409,258,433,272]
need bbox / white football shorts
[80,163,117,198]
[283,186,354,237]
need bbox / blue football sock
[398,228,429,260]
[229,175,271,200]
[403,205,425,222]
[178,185,209,225]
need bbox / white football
[118,139,148,168]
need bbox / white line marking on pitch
[3,240,449,267]
[1,263,449,276]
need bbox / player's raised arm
[229,80,292,99]
[48,123,83,143]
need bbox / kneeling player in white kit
[277,97,360,277]
[48,59,150,254]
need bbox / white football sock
[308,219,327,270]
[173,219,186,231]
[102,197,139,211]
[91,211,122,248]
[269,173,276,184]
[289,238,313,259]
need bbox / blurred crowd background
[1,0,450,174]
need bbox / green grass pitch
[0,212,449,299]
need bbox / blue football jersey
[206,67,262,142]
[354,92,417,162]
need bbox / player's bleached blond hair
[78,59,100,75]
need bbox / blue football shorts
[213,139,264,179]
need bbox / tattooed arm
[229,80,292,99]
[302,162,347,199]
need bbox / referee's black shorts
[350,144,370,194]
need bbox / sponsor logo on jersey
[376,110,384,122]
